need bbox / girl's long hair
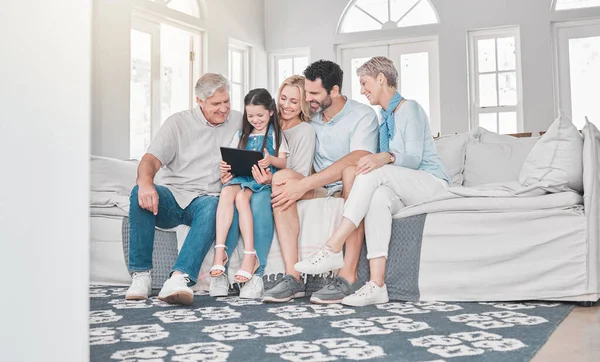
[238,88,282,155]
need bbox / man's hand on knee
[271,178,307,211]
[137,182,159,215]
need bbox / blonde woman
[294,57,450,306]
[277,75,316,177]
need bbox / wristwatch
[388,152,396,164]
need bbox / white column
[0,1,92,361]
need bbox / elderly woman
[295,56,450,306]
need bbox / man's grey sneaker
[125,271,152,300]
[294,245,344,275]
[262,274,306,303]
[158,273,194,306]
[209,274,229,297]
[310,276,359,304]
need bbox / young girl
[210,88,288,283]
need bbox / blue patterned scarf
[379,92,404,152]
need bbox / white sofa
[90,117,600,303]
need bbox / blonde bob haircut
[356,56,398,88]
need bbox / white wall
[0,1,91,362]
[265,0,600,134]
[92,0,267,159]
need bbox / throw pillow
[434,133,471,186]
[518,115,584,193]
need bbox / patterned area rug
[90,285,573,361]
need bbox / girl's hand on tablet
[258,148,272,168]
[220,160,231,175]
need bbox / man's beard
[313,95,333,113]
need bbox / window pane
[498,72,517,106]
[231,83,242,112]
[391,0,419,22]
[479,74,498,107]
[293,57,309,76]
[499,112,518,134]
[497,37,516,71]
[479,113,498,133]
[569,36,600,129]
[231,51,242,83]
[555,0,600,11]
[278,58,293,86]
[356,0,389,23]
[161,24,191,120]
[167,0,199,17]
[340,6,382,33]
[130,29,152,160]
[477,39,496,73]
[397,0,437,27]
[400,52,430,118]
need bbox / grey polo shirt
[147,106,242,209]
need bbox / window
[129,2,202,159]
[468,28,523,134]
[338,0,438,34]
[554,20,600,129]
[555,0,600,11]
[229,41,251,113]
[147,0,202,18]
[340,39,441,135]
[269,49,309,93]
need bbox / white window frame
[130,1,204,159]
[228,39,252,112]
[552,18,600,126]
[268,48,310,94]
[467,27,524,132]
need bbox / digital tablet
[220,147,263,177]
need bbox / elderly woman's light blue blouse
[387,100,450,184]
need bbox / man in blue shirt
[263,60,379,304]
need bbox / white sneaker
[209,274,229,297]
[342,281,389,307]
[125,271,152,300]
[294,245,344,275]
[240,275,264,299]
[158,273,194,306]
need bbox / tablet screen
[220,147,264,177]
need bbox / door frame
[552,18,600,121]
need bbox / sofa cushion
[434,134,470,186]
[519,116,584,193]
[475,127,540,147]
[463,141,535,187]
[91,156,138,194]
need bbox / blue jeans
[128,185,218,286]
[223,187,274,276]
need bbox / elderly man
[124,73,245,305]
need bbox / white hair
[194,73,230,101]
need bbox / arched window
[554,0,600,11]
[149,0,202,18]
[338,0,438,34]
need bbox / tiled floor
[533,305,600,361]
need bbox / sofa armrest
[582,121,600,293]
